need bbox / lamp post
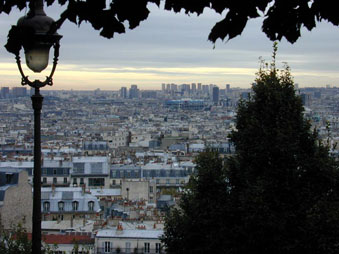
[6,1,62,253]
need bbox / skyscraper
[12,87,27,97]
[0,87,9,98]
[212,86,219,104]
[191,83,196,94]
[120,87,127,98]
[129,85,139,99]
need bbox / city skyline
[0,3,339,90]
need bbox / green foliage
[1,0,339,44]
[0,223,60,254]
[162,150,230,254]
[163,43,339,253]
[0,223,31,254]
[227,43,339,253]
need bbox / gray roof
[41,187,100,213]
[96,229,163,239]
[0,190,5,202]
[0,171,19,187]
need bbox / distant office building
[161,83,166,91]
[129,85,139,99]
[191,83,196,93]
[226,84,230,92]
[202,85,209,94]
[166,84,171,91]
[165,99,205,110]
[241,92,250,100]
[314,91,321,99]
[212,86,219,104]
[12,87,27,97]
[170,83,177,92]
[209,84,215,93]
[120,87,127,98]
[0,87,9,98]
[141,91,157,99]
[300,93,311,106]
[197,83,202,91]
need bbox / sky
[0,2,339,90]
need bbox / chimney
[51,184,55,196]
[82,184,86,195]
[116,223,123,235]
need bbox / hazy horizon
[1,3,339,90]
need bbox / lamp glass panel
[25,46,50,73]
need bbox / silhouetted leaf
[209,11,248,42]
[1,0,339,44]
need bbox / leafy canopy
[1,0,338,45]
[162,43,339,253]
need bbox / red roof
[43,234,94,245]
[23,233,94,245]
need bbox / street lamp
[5,1,62,253]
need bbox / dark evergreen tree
[227,43,339,253]
[163,43,339,253]
[162,150,230,254]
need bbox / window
[53,169,57,175]
[73,163,85,174]
[166,179,170,184]
[63,168,68,175]
[90,162,103,174]
[149,186,153,193]
[126,242,131,254]
[176,179,180,185]
[72,201,79,211]
[88,178,104,187]
[53,177,57,184]
[58,201,64,211]
[73,178,77,184]
[80,178,84,185]
[5,174,13,184]
[43,177,47,184]
[156,243,161,253]
[144,243,150,253]
[156,179,160,184]
[88,201,94,211]
[43,202,50,212]
[63,177,67,184]
[104,241,111,253]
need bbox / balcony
[96,248,163,254]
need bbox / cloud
[1,3,339,89]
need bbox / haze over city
[1,2,339,90]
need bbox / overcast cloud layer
[0,3,339,90]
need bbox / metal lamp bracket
[15,42,60,89]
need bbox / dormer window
[72,201,79,211]
[58,201,64,211]
[5,173,13,184]
[88,201,94,211]
[43,202,50,212]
